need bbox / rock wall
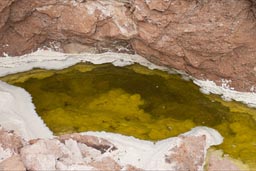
[0,0,256,91]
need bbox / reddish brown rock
[89,157,122,170]
[20,139,68,170]
[165,135,206,171]
[19,134,120,170]
[0,155,26,171]
[0,0,256,91]
[58,133,117,153]
[145,0,171,12]
[0,127,24,154]
[0,127,24,167]
[0,0,14,13]
[123,164,144,171]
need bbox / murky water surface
[1,63,256,168]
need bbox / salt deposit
[0,49,255,139]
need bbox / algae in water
[1,63,256,169]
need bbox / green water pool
[1,63,255,169]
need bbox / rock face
[0,0,256,91]
[0,126,230,171]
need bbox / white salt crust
[81,126,223,170]
[0,49,251,141]
[0,49,244,169]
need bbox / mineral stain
[1,63,256,169]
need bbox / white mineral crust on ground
[0,50,255,139]
[0,126,222,170]
[0,50,253,170]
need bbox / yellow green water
[1,63,255,169]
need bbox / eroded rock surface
[0,126,226,170]
[0,127,25,171]
[0,0,256,91]
[0,127,24,162]
[0,155,26,171]
[205,149,249,171]
[165,135,206,171]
